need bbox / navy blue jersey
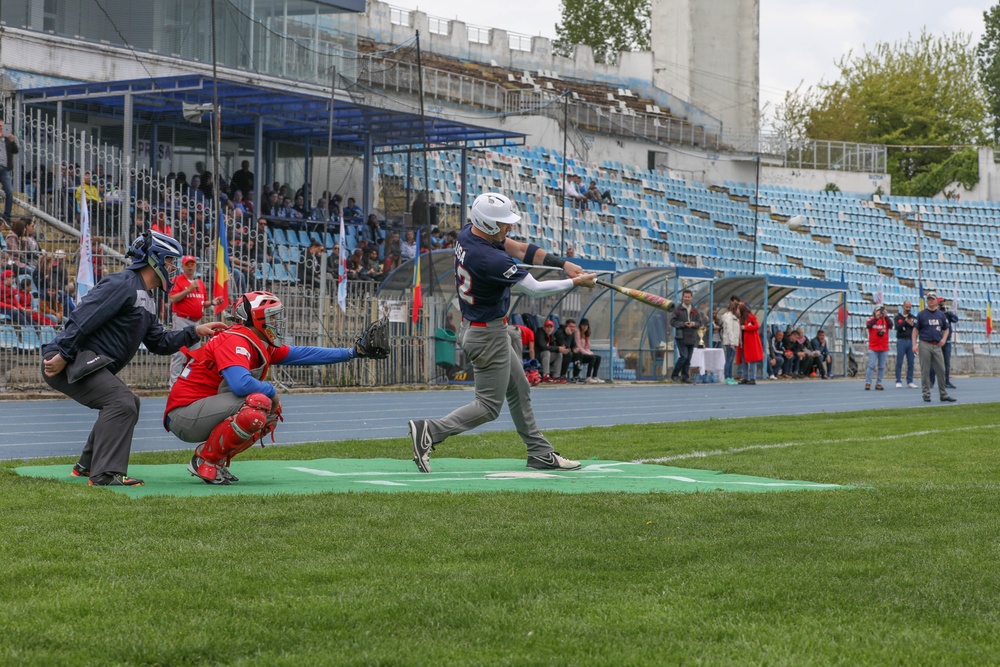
[453,225,529,322]
[43,268,198,373]
[915,308,950,343]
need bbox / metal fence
[0,278,446,393]
[5,107,450,392]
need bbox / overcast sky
[384,0,996,116]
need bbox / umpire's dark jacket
[43,268,199,374]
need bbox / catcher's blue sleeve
[279,346,357,365]
[220,366,277,399]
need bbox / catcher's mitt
[355,316,390,359]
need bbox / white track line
[634,423,1000,464]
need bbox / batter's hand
[572,272,597,288]
[196,322,227,337]
[563,261,585,278]
[43,353,67,377]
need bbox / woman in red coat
[736,302,763,385]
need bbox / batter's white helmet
[470,192,521,235]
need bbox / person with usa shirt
[408,192,596,473]
[911,292,956,404]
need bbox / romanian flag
[213,209,231,315]
[411,229,422,324]
[837,267,848,325]
[988,290,994,339]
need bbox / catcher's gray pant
[166,392,246,443]
[918,341,951,400]
[41,359,140,477]
[169,314,202,386]
[423,319,553,456]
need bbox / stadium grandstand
[0,0,998,393]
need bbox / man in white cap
[168,255,222,386]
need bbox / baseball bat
[595,279,675,313]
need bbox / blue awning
[19,74,524,153]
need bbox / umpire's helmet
[233,291,286,347]
[470,192,521,235]
[126,230,183,291]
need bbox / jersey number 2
[456,265,474,304]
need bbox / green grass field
[3,404,1000,666]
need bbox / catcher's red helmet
[233,291,286,346]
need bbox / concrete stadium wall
[652,0,759,138]
[360,0,720,134]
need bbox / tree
[553,0,650,65]
[977,3,1000,143]
[777,31,988,195]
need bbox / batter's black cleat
[409,419,435,473]
[88,472,144,487]
[70,463,90,477]
[527,452,581,471]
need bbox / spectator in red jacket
[736,303,763,385]
[865,305,892,390]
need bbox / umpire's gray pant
[423,319,552,456]
[918,340,951,400]
[42,359,140,477]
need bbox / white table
[690,348,725,378]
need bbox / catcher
[163,290,389,485]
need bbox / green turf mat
[14,458,850,498]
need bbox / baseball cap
[544,320,555,327]
[1,269,14,279]
[181,255,197,265]
[937,296,946,303]
[925,291,937,301]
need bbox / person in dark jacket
[0,118,19,222]
[535,319,565,382]
[41,231,226,487]
[669,289,703,384]
[893,300,917,388]
[810,330,833,379]
[556,319,582,381]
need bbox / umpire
[42,231,225,486]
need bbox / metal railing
[355,54,721,150]
[4,110,457,392]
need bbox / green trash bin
[434,328,457,367]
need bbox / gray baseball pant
[423,319,553,456]
[42,360,140,477]
[918,341,951,400]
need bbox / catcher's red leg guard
[192,393,271,482]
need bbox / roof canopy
[20,74,525,153]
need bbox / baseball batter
[408,192,596,473]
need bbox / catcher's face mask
[236,291,287,347]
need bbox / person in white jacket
[718,298,742,385]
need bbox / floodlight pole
[210,0,222,283]
[560,92,568,255]
[752,154,760,275]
